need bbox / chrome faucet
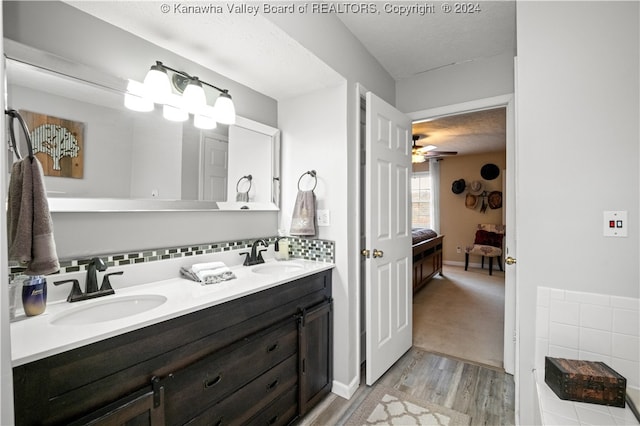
[240,239,268,266]
[54,257,121,302]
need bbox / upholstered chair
[464,224,505,275]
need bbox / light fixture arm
[155,61,229,95]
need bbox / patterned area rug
[345,385,471,425]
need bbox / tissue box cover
[545,357,626,407]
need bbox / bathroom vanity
[12,264,332,425]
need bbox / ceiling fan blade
[424,151,458,157]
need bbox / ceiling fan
[411,134,457,163]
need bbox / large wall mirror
[4,41,280,211]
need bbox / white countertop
[11,259,334,367]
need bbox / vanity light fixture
[124,61,236,128]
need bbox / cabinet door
[298,298,333,415]
[68,382,165,426]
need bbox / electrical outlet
[151,189,159,198]
[603,211,628,237]
[456,246,461,254]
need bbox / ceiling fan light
[182,78,207,112]
[412,154,426,163]
[214,92,236,125]
[143,62,171,104]
[421,145,438,152]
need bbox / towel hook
[297,170,317,191]
[236,174,252,193]
[5,109,34,162]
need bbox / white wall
[278,83,357,394]
[396,51,515,113]
[516,2,639,423]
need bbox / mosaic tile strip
[8,236,334,279]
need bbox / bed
[412,228,444,293]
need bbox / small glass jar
[22,276,47,316]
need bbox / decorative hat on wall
[481,163,500,180]
[451,179,466,194]
[469,180,484,195]
[465,193,478,209]
[488,191,503,209]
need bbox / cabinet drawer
[186,355,298,426]
[165,318,297,425]
[246,386,299,426]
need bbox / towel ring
[5,109,34,161]
[236,174,252,193]
[297,170,317,191]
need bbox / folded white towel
[191,261,225,274]
[181,262,236,285]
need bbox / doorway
[408,94,516,375]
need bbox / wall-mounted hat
[465,193,478,209]
[488,191,503,209]
[469,180,483,195]
[451,179,466,194]
[481,163,500,180]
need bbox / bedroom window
[411,172,432,228]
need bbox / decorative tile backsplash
[9,236,335,278]
[535,286,640,388]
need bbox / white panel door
[365,92,413,385]
[199,134,228,201]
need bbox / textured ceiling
[337,1,517,80]
[413,107,506,156]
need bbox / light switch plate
[603,211,628,237]
[317,209,330,227]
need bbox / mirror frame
[4,39,281,212]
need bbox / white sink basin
[50,294,167,326]
[252,262,304,275]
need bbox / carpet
[345,385,471,425]
[413,265,505,369]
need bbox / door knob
[373,249,384,258]
[361,249,370,258]
[505,256,517,265]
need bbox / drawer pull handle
[215,417,223,426]
[267,415,279,425]
[266,378,279,392]
[266,342,279,353]
[204,374,222,389]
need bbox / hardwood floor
[300,348,515,425]
[300,266,515,425]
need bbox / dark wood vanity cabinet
[13,269,332,425]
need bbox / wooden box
[544,357,626,407]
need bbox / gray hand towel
[290,190,316,236]
[236,191,249,202]
[7,157,60,275]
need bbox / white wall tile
[580,304,613,331]
[537,306,550,338]
[580,328,612,356]
[538,286,551,307]
[550,323,580,349]
[550,299,580,325]
[536,337,549,371]
[549,288,566,301]
[612,333,640,361]
[578,350,611,365]
[611,296,640,311]
[610,357,640,388]
[613,308,640,336]
[549,345,579,360]
[566,290,610,306]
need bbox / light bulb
[162,94,188,121]
[182,78,207,113]
[143,62,171,104]
[214,92,236,125]
[194,106,217,129]
[124,80,154,112]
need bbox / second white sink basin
[50,294,167,326]
[252,262,304,275]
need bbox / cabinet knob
[266,378,279,392]
[266,342,279,353]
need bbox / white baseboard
[332,374,360,399]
